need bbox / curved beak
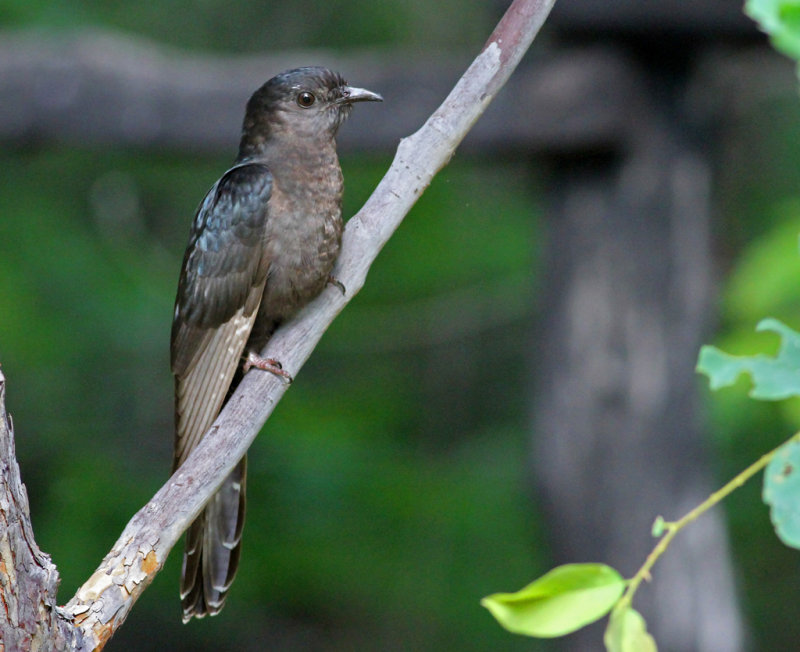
[340,86,383,104]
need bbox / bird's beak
[340,86,383,104]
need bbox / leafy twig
[619,430,800,609]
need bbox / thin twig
[618,430,800,611]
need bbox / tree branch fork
[0,0,556,648]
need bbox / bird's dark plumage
[171,67,381,622]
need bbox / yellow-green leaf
[604,607,658,652]
[481,563,625,638]
[747,0,800,62]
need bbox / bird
[170,67,382,622]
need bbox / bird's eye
[297,91,316,108]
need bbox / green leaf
[650,516,666,538]
[746,0,800,61]
[697,318,800,400]
[481,563,625,638]
[604,607,658,652]
[763,437,800,548]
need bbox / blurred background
[2,1,800,650]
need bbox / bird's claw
[327,274,346,296]
[243,352,293,383]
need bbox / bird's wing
[171,162,273,469]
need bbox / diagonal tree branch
[1,0,556,648]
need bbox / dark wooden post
[529,4,762,646]
[532,65,745,649]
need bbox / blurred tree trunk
[532,106,746,649]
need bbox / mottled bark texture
[0,370,85,649]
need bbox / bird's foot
[243,352,293,383]
[327,274,346,296]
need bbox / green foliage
[746,0,800,63]
[481,564,625,638]
[604,607,657,652]
[489,303,800,648]
[698,318,800,400]
[763,436,800,548]
[702,212,800,649]
[699,316,800,556]
[722,214,800,322]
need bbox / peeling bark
[0,370,84,649]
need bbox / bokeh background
[2,1,800,650]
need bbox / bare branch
[2,0,556,647]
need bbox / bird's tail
[180,455,247,622]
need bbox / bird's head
[239,66,382,155]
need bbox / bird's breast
[258,162,344,322]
